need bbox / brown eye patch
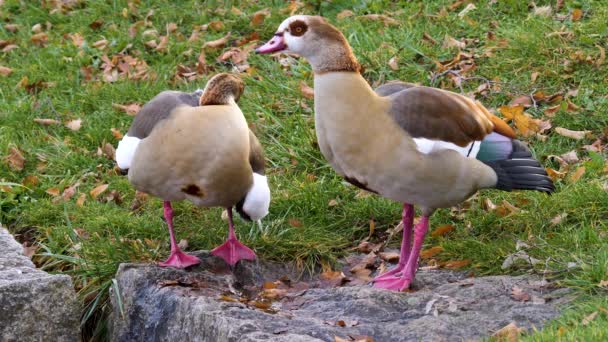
[289,20,308,37]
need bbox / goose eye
[295,27,302,33]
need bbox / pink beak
[255,33,286,54]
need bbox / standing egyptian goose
[115,73,270,268]
[257,16,553,291]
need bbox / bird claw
[211,238,256,266]
[158,250,201,268]
[372,275,412,292]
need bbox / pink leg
[211,207,256,266]
[373,216,430,291]
[158,201,201,268]
[374,204,414,280]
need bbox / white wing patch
[242,173,270,221]
[413,138,481,158]
[115,135,141,169]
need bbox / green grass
[1,0,607,340]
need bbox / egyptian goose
[115,73,270,268]
[257,16,553,291]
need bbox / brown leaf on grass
[0,66,12,76]
[144,40,158,49]
[510,95,533,107]
[76,193,86,207]
[62,182,79,201]
[251,9,270,27]
[546,168,567,182]
[2,42,18,52]
[155,36,169,52]
[31,32,49,46]
[46,187,60,197]
[422,32,438,45]
[65,118,82,131]
[89,19,104,30]
[203,32,231,49]
[560,150,579,164]
[113,103,141,116]
[90,184,109,199]
[100,54,156,83]
[166,22,178,34]
[328,199,338,207]
[69,32,85,47]
[571,8,583,21]
[496,200,520,217]
[550,212,568,226]
[443,35,466,49]
[599,280,608,288]
[359,14,399,26]
[299,81,314,99]
[6,147,25,171]
[421,246,444,259]
[499,105,540,137]
[111,128,123,140]
[337,10,354,20]
[554,127,591,140]
[492,322,524,341]
[288,218,302,228]
[443,259,470,269]
[568,166,586,182]
[207,21,224,32]
[102,143,116,160]
[22,175,39,188]
[92,39,108,50]
[511,286,531,302]
[458,3,476,18]
[582,311,598,325]
[596,45,605,67]
[130,191,148,211]
[34,118,60,125]
[431,224,455,237]
[356,240,382,254]
[388,56,399,70]
[5,24,19,33]
[544,104,560,117]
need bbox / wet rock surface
[0,227,80,342]
[110,251,571,342]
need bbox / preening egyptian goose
[115,73,270,268]
[258,16,554,291]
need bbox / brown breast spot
[182,184,205,197]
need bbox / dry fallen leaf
[288,218,302,228]
[598,280,608,288]
[421,246,444,259]
[560,150,579,164]
[328,199,338,207]
[299,81,314,99]
[0,66,12,76]
[90,184,109,199]
[69,32,85,47]
[443,35,466,49]
[337,10,354,20]
[22,175,39,188]
[359,14,399,26]
[550,212,568,226]
[554,127,591,140]
[431,224,455,237]
[582,311,598,325]
[31,32,49,46]
[111,128,123,140]
[571,8,583,21]
[46,187,60,197]
[155,36,169,52]
[203,32,231,49]
[568,166,586,182]
[511,286,531,302]
[113,103,141,116]
[492,322,524,342]
[379,252,400,263]
[65,118,82,131]
[546,168,567,182]
[34,118,60,125]
[499,105,540,137]
[76,193,86,207]
[6,147,25,171]
[251,9,270,27]
[443,259,470,269]
[388,56,399,70]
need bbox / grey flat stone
[0,227,80,342]
[110,251,570,342]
